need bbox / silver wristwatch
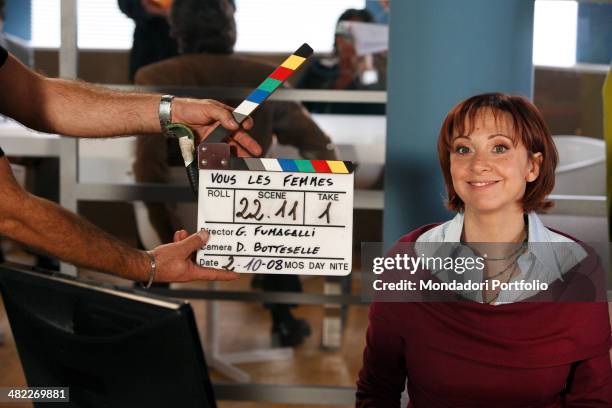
[158,94,175,133]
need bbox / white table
[0,120,60,157]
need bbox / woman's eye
[455,146,470,154]
[492,144,508,153]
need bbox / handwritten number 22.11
[235,198,332,224]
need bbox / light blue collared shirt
[415,212,587,304]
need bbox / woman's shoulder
[399,213,464,244]
[527,212,578,243]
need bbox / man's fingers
[204,104,239,131]
[192,265,240,281]
[241,116,254,130]
[177,230,209,255]
[193,123,218,145]
[193,127,261,158]
[229,131,262,157]
[206,100,253,130]
[228,142,253,158]
[173,229,189,243]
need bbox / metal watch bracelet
[159,94,175,132]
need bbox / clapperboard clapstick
[168,43,314,196]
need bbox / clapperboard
[192,44,354,275]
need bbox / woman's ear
[526,152,543,182]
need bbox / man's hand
[150,229,239,282]
[334,35,360,90]
[172,98,262,157]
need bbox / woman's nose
[469,151,491,173]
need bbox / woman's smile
[467,179,502,188]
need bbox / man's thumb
[180,230,209,254]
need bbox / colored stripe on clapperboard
[229,158,354,174]
[231,44,312,124]
[205,43,314,145]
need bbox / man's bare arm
[0,54,262,156]
[0,54,158,136]
[0,157,238,282]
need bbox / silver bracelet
[159,94,175,133]
[141,250,157,289]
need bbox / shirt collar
[525,212,588,279]
[442,211,584,276]
[442,212,464,242]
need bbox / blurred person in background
[297,8,386,115]
[118,0,178,82]
[132,0,338,347]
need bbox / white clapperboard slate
[196,155,354,276]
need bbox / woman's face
[450,109,542,215]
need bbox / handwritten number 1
[288,201,298,220]
[318,202,332,224]
[275,200,298,221]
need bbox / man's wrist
[140,250,157,289]
[130,250,154,284]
